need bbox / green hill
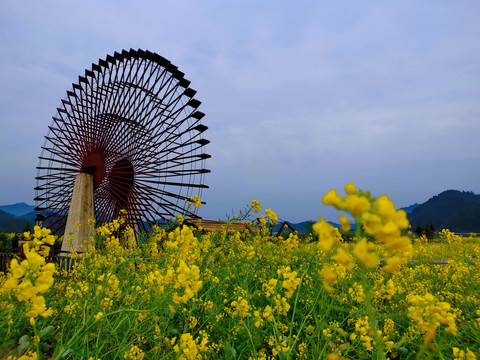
[0,202,35,217]
[408,190,480,233]
[441,206,480,233]
[0,209,34,233]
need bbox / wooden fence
[0,249,77,273]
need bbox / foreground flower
[2,229,56,319]
[313,217,342,252]
[320,183,412,273]
[265,208,278,223]
[172,260,202,304]
[408,293,457,347]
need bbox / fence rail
[0,249,77,273]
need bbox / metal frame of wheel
[35,49,210,234]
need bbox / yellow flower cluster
[172,260,202,304]
[407,293,457,345]
[277,266,300,298]
[319,183,412,273]
[97,273,120,298]
[247,199,262,213]
[265,208,278,224]
[439,229,464,244]
[352,316,377,351]
[173,332,209,360]
[320,264,337,292]
[331,247,354,270]
[165,225,200,262]
[273,294,290,315]
[348,282,365,303]
[262,305,274,322]
[23,226,56,256]
[313,217,342,252]
[6,351,38,360]
[173,213,185,224]
[253,304,276,328]
[381,318,396,350]
[352,238,380,268]
[124,344,145,360]
[144,268,171,296]
[453,347,477,360]
[2,226,55,319]
[230,296,251,318]
[96,217,125,237]
[272,340,289,357]
[283,232,300,250]
[374,279,395,300]
[258,214,267,229]
[186,195,202,209]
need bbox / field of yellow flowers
[1,184,479,360]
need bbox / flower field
[1,185,479,360]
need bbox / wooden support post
[35,213,46,228]
[61,173,95,253]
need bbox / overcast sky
[0,0,479,223]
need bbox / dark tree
[23,221,32,233]
[425,223,435,240]
[414,224,424,237]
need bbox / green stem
[361,275,386,360]
[33,320,40,357]
[242,319,257,359]
[53,308,153,360]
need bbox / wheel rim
[35,49,210,234]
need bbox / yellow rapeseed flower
[313,217,341,252]
[332,247,354,270]
[265,208,278,223]
[338,214,351,232]
[322,189,346,210]
[345,194,370,218]
[320,264,337,292]
[251,199,261,213]
[124,344,145,360]
[345,183,356,195]
[382,256,403,274]
[25,295,53,318]
[353,238,380,268]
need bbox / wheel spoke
[35,49,209,234]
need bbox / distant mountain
[441,206,480,233]
[400,203,419,214]
[272,221,311,234]
[288,221,314,233]
[273,220,352,234]
[0,209,15,221]
[0,202,35,217]
[0,209,34,233]
[408,190,480,232]
[21,211,37,223]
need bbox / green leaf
[39,325,55,340]
[224,341,236,357]
[18,334,30,347]
[39,342,50,352]
[56,346,71,358]
[18,334,30,352]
